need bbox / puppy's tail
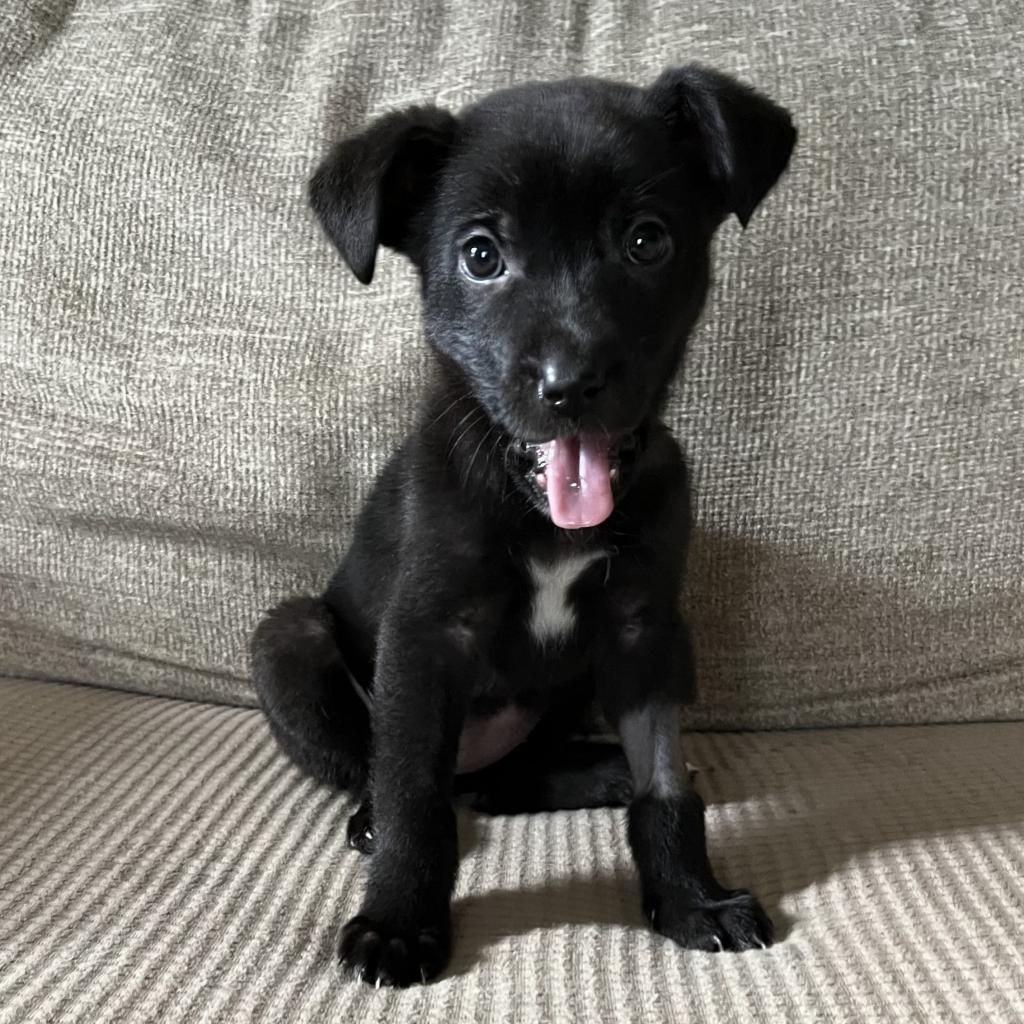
[250,596,370,794]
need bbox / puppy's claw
[375,976,382,990]
[713,935,725,952]
[421,967,428,985]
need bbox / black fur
[252,66,795,987]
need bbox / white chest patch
[527,551,606,646]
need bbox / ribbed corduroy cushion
[1,679,1021,1023]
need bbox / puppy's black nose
[539,361,606,418]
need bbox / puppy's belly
[456,705,541,774]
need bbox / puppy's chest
[520,548,609,648]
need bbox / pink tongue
[542,433,614,529]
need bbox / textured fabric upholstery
[1,0,1022,726]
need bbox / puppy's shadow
[447,748,1020,974]
[448,871,644,975]
[446,830,804,978]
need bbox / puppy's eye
[460,234,505,281]
[624,220,672,266]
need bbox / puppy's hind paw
[346,801,375,855]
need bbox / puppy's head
[310,67,796,528]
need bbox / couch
[1,1,1022,1021]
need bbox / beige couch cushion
[1,678,1021,1023]
[1,1,1023,726]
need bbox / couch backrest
[1,1,1021,727]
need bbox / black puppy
[252,66,795,988]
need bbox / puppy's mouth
[512,432,639,530]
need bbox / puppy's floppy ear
[649,65,796,227]
[308,106,457,284]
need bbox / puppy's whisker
[488,431,510,494]
[461,424,496,490]
[492,437,505,470]
[446,410,485,462]
[448,406,480,440]
[428,391,471,427]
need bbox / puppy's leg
[337,608,466,987]
[250,596,370,793]
[600,623,773,952]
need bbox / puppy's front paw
[338,914,450,987]
[650,888,773,952]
